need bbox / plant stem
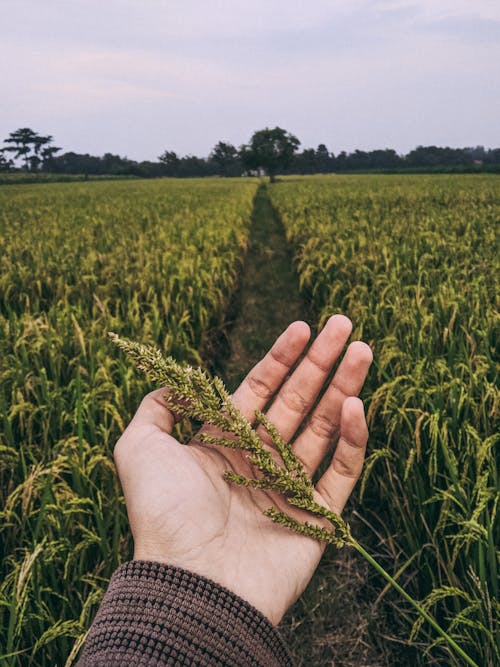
[351,540,479,667]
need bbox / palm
[114,317,372,624]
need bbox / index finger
[231,321,311,421]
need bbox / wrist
[132,548,286,625]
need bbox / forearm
[77,560,294,666]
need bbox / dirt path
[221,183,306,392]
[219,183,390,667]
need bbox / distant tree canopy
[209,141,241,177]
[240,127,300,181]
[1,128,60,171]
[1,127,499,176]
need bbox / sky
[1,0,499,160]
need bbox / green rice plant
[0,177,258,665]
[269,174,499,666]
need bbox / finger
[293,341,373,475]
[257,315,352,446]
[315,397,368,515]
[231,321,311,421]
[114,388,180,464]
[128,387,178,434]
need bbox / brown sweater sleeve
[77,560,294,666]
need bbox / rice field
[0,174,498,666]
[270,174,499,666]
[0,178,257,665]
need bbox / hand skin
[114,315,373,626]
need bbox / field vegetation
[0,178,257,665]
[0,174,498,666]
[269,174,499,666]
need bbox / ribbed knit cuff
[77,560,294,666]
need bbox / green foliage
[240,127,300,180]
[1,173,497,666]
[1,128,60,172]
[0,177,258,665]
[269,174,500,666]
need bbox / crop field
[0,178,257,665]
[0,174,498,666]
[270,175,499,666]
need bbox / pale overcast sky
[1,0,499,160]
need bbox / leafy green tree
[315,144,332,172]
[209,141,241,176]
[1,128,38,169]
[158,150,181,176]
[294,148,317,174]
[1,128,60,171]
[240,127,300,182]
[40,142,62,171]
[0,152,13,172]
[33,134,61,171]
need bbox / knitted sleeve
[77,560,294,666]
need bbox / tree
[40,142,62,171]
[315,143,332,172]
[1,128,60,171]
[294,148,317,174]
[209,141,241,176]
[33,134,61,171]
[158,150,181,176]
[1,128,38,170]
[240,127,300,182]
[0,152,13,172]
[51,152,104,175]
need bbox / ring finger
[293,340,372,476]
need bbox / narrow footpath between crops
[218,183,389,667]
[221,183,306,392]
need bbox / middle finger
[257,314,352,447]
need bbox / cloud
[419,13,500,44]
[374,1,500,21]
[1,0,498,158]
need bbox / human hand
[113,315,372,625]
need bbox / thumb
[114,388,180,468]
[129,387,178,434]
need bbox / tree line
[1,126,499,178]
